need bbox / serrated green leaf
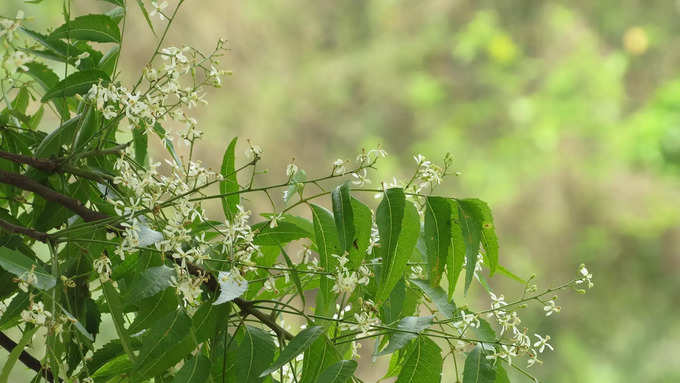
[220,137,239,220]
[447,199,466,298]
[133,309,196,379]
[51,14,121,43]
[259,326,326,378]
[310,204,341,316]
[424,197,451,286]
[455,200,482,294]
[0,247,56,290]
[127,287,177,335]
[376,316,433,356]
[301,334,342,383]
[171,355,211,383]
[376,189,419,303]
[42,70,110,101]
[315,360,358,383]
[396,337,442,383]
[410,279,456,319]
[459,199,498,275]
[235,325,276,382]
[349,197,372,268]
[91,354,132,380]
[124,265,175,305]
[463,344,496,383]
[332,182,354,254]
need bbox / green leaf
[376,189,419,303]
[234,325,276,382]
[424,197,451,285]
[459,199,499,275]
[73,106,101,151]
[51,14,121,43]
[462,344,496,383]
[171,355,211,383]
[132,126,148,166]
[315,360,358,383]
[42,70,110,101]
[447,199,466,298]
[259,326,326,378]
[310,204,341,316]
[253,221,310,245]
[495,364,511,383]
[284,169,306,203]
[280,245,305,306]
[220,137,239,220]
[0,247,56,290]
[376,316,433,356]
[410,279,456,319]
[135,0,157,35]
[349,197,372,268]
[124,265,175,305]
[396,337,442,383]
[301,335,342,383]
[91,354,132,380]
[332,182,354,254]
[0,325,38,383]
[98,45,120,77]
[133,309,196,379]
[193,301,230,344]
[127,287,177,335]
[455,200,482,294]
[101,282,136,364]
[100,0,125,6]
[20,27,82,62]
[34,114,82,157]
[0,292,29,330]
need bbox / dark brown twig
[0,218,49,243]
[0,169,109,223]
[0,331,58,382]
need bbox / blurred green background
[2,0,680,382]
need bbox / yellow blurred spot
[623,27,648,55]
[486,33,518,64]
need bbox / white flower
[351,169,370,186]
[269,213,283,228]
[93,256,112,282]
[286,163,298,177]
[149,1,168,20]
[527,350,543,368]
[543,299,561,316]
[533,334,554,353]
[576,264,594,289]
[486,345,518,365]
[333,159,346,174]
[21,301,51,326]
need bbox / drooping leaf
[396,337,442,383]
[135,0,157,35]
[280,245,305,306]
[101,282,136,363]
[171,355,211,383]
[234,325,276,382]
[332,182,354,254]
[315,360,358,383]
[376,316,433,356]
[462,344,496,383]
[458,199,498,275]
[447,199,466,298]
[377,189,419,303]
[98,45,120,77]
[0,247,56,290]
[51,14,121,43]
[132,126,148,167]
[220,137,239,220]
[424,197,451,286]
[42,70,110,101]
[410,279,456,319]
[454,200,482,294]
[259,326,326,378]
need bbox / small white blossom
[150,1,169,21]
[533,334,554,353]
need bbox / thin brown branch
[0,151,61,172]
[0,218,49,243]
[0,169,109,223]
[181,259,294,340]
[0,331,58,382]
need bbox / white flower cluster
[329,253,371,295]
[411,153,453,193]
[341,299,381,337]
[20,300,51,326]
